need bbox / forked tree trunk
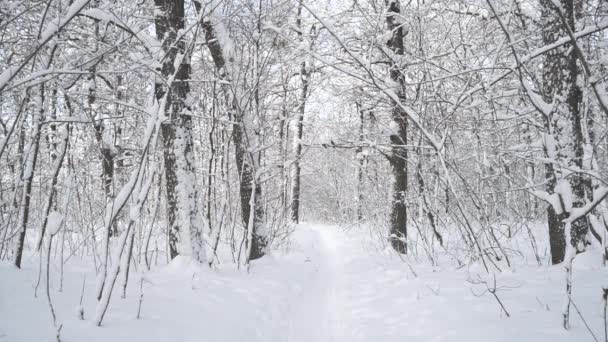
[386,0,408,254]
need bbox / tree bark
[196,2,267,260]
[13,92,43,268]
[386,0,408,254]
[290,3,309,224]
[155,0,206,262]
[541,0,589,264]
[356,102,366,222]
[290,62,307,224]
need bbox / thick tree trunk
[155,0,205,262]
[386,0,408,254]
[541,0,589,264]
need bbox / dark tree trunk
[541,0,589,264]
[279,80,290,209]
[13,90,44,268]
[290,3,308,224]
[546,165,567,264]
[233,123,265,260]
[155,0,205,262]
[356,102,366,222]
[386,0,408,254]
[36,122,69,251]
[416,151,443,247]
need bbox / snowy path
[285,224,390,342]
[282,224,608,342]
[286,225,334,342]
[1,223,606,342]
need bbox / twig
[136,277,144,320]
[468,274,517,318]
[567,292,600,342]
[77,275,85,320]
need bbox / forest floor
[1,223,607,341]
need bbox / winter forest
[1,0,608,340]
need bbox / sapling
[468,273,518,318]
[45,211,63,341]
[77,275,86,320]
[136,276,145,320]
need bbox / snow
[38,0,91,43]
[532,190,563,214]
[555,180,573,214]
[1,223,607,342]
[46,212,63,236]
[0,65,18,91]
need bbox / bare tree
[540,0,589,264]
[385,0,408,254]
[154,0,206,262]
[195,1,267,261]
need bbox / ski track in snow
[1,223,607,342]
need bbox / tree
[385,0,408,254]
[290,2,311,224]
[540,0,589,264]
[154,0,206,262]
[196,1,268,261]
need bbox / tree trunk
[290,4,309,224]
[155,0,205,262]
[196,1,267,260]
[290,64,306,224]
[356,102,366,222]
[13,89,44,268]
[386,0,408,254]
[541,0,589,264]
[233,122,266,260]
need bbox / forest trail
[283,224,608,342]
[285,224,336,342]
[285,224,383,342]
[1,223,605,342]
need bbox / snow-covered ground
[1,223,606,341]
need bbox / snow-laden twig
[0,0,91,94]
[454,18,608,108]
[565,291,600,342]
[44,211,64,341]
[94,163,158,326]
